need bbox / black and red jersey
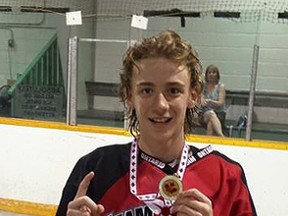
[56,142,257,216]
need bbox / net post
[66,36,78,125]
[245,44,259,141]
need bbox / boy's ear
[127,101,134,109]
[188,99,195,109]
[188,90,196,108]
[188,87,201,108]
[126,95,134,109]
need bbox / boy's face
[128,57,195,141]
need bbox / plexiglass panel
[0,0,287,142]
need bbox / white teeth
[151,118,171,123]
[154,119,166,122]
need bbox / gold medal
[159,175,183,200]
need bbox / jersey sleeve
[209,151,257,216]
[55,143,131,216]
[230,166,257,216]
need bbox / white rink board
[0,123,287,216]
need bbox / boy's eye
[140,88,153,95]
[169,87,181,94]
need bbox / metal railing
[8,34,63,95]
[8,34,65,119]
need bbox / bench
[224,90,288,139]
[77,81,124,122]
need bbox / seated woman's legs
[203,110,224,137]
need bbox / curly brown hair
[118,29,203,137]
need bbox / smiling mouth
[149,117,173,123]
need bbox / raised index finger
[75,171,95,199]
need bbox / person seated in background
[200,64,226,136]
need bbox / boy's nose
[154,93,169,112]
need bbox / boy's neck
[138,137,185,163]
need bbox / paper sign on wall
[66,11,82,26]
[131,15,148,30]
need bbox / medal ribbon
[129,139,189,204]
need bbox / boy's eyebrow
[136,81,186,87]
[136,81,154,87]
[166,81,185,86]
